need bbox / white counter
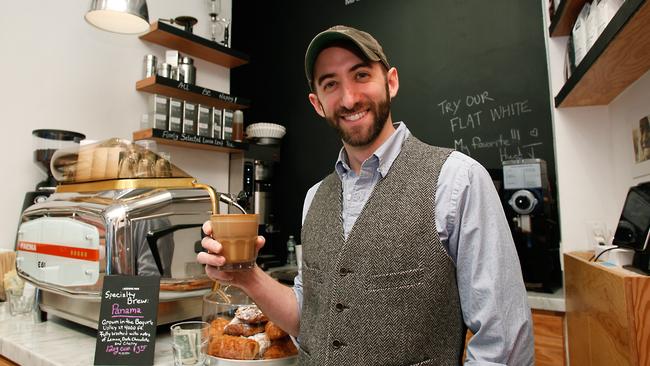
[0,304,174,366]
[0,287,565,365]
[527,287,565,312]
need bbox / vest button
[339,268,349,276]
[332,339,345,349]
[335,303,345,312]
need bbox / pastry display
[208,305,298,360]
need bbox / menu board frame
[93,275,160,365]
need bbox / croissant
[209,317,230,338]
[224,317,266,337]
[209,335,260,360]
[264,321,289,340]
[263,337,298,359]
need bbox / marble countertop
[527,287,565,312]
[0,286,565,365]
[0,304,174,366]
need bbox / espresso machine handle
[145,224,203,276]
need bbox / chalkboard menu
[94,275,160,365]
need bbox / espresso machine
[16,138,244,328]
[229,144,282,267]
[502,159,561,292]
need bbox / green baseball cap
[305,25,390,89]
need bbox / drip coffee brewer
[22,129,85,211]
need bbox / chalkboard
[232,0,557,243]
[94,275,160,365]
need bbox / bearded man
[198,25,534,365]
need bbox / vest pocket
[365,267,425,292]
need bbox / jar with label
[179,56,196,84]
[168,98,183,132]
[197,105,212,137]
[212,108,223,139]
[143,54,157,78]
[222,109,233,140]
[182,102,197,135]
[158,63,172,78]
[232,110,244,142]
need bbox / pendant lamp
[85,0,150,34]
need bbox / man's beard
[324,85,391,147]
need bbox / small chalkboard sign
[94,275,160,365]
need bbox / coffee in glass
[210,214,258,271]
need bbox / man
[198,25,534,365]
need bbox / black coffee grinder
[21,129,85,211]
[502,159,562,293]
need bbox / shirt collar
[334,122,411,179]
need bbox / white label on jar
[170,117,181,123]
[199,123,208,129]
[186,104,195,110]
[155,113,166,120]
[155,96,168,104]
[224,127,233,133]
[171,100,181,107]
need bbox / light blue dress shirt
[294,122,534,365]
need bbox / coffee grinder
[22,129,85,211]
[229,144,282,268]
[502,159,561,292]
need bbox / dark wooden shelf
[133,128,248,153]
[136,75,250,110]
[555,0,650,107]
[549,0,588,37]
[140,21,249,68]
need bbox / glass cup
[7,288,35,316]
[210,214,259,271]
[171,321,210,366]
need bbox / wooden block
[565,251,649,366]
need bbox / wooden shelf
[136,75,250,110]
[548,0,587,37]
[555,0,650,107]
[139,21,249,68]
[133,128,248,153]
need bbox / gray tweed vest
[299,136,465,366]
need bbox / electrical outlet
[585,221,609,249]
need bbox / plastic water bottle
[286,235,297,266]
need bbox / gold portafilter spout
[192,182,247,214]
[192,182,220,214]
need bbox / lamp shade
[85,0,150,34]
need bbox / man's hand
[196,220,265,285]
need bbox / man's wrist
[235,265,265,293]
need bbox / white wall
[0,1,233,249]
[543,1,650,254]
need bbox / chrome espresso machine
[15,138,243,328]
